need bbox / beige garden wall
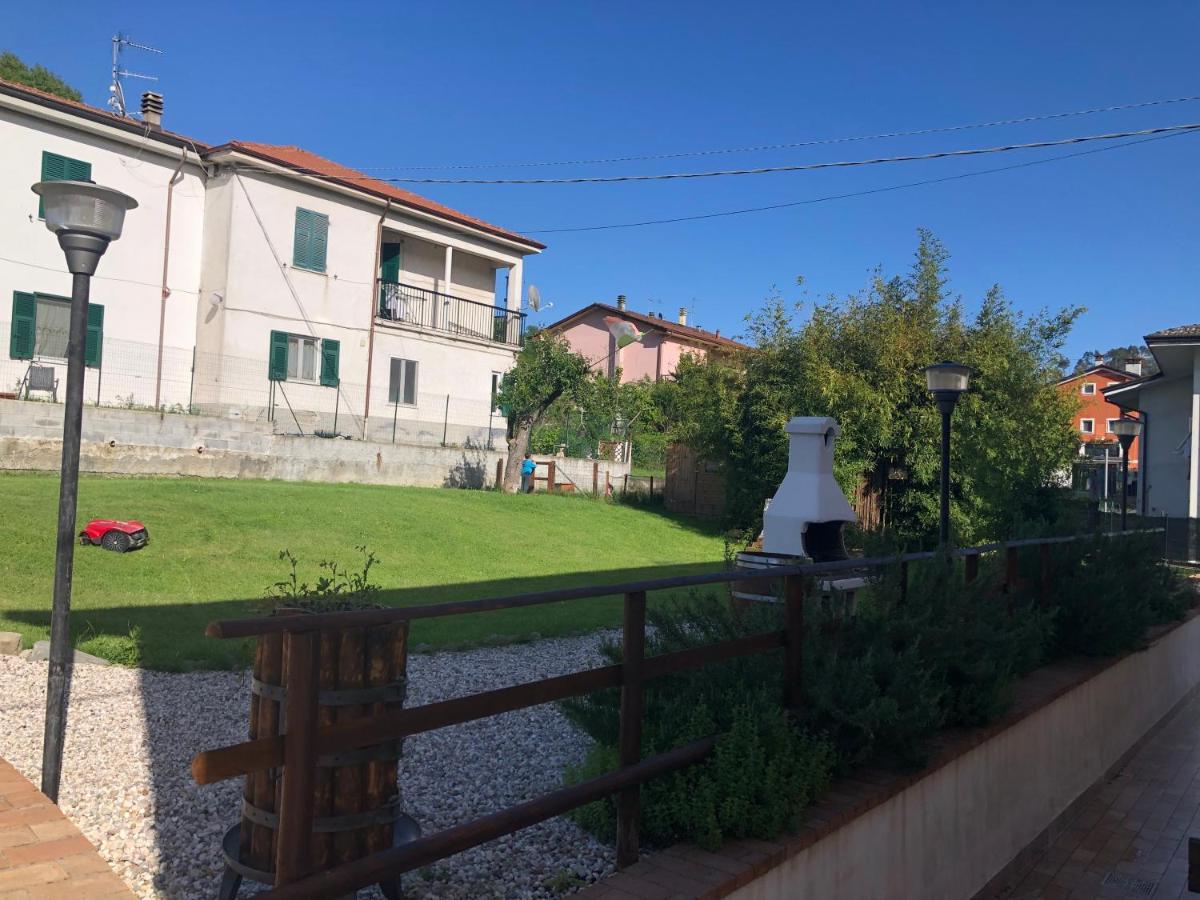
[728,613,1200,900]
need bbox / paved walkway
[1001,686,1200,900]
[0,758,132,900]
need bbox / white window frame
[389,357,419,406]
[1105,418,1120,434]
[32,294,71,360]
[287,335,320,383]
[1080,418,1095,434]
[1081,382,1096,395]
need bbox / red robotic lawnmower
[79,519,149,553]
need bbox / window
[1081,382,1096,395]
[9,291,103,366]
[292,208,329,273]
[491,371,503,411]
[1106,418,1120,434]
[38,151,91,219]
[389,358,418,405]
[268,331,338,384]
[1080,418,1095,434]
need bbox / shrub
[562,593,834,850]
[262,546,382,613]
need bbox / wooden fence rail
[191,528,1162,899]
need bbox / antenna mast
[108,32,164,117]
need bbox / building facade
[545,298,746,383]
[1105,326,1200,518]
[1,78,543,447]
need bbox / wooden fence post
[898,561,909,607]
[274,630,320,885]
[1004,547,1020,592]
[547,461,557,493]
[592,461,599,495]
[616,590,646,870]
[495,458,504,490]
[784,575,805,709]
[965,552,979,585]
[1038,544,1052,607]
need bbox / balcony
[378,280,525,347]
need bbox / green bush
[562,594,834,850]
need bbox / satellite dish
[527,284,542,311]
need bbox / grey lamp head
[924,361,973,395]
[1110,416,1142,451]
[31,181,138,275]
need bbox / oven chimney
[761,417,857,561]
[616,294,626,311]
[140,91,163,130]
[678,307,688,326]
[1124,357,1143,376]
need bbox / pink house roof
[546,303,749,351]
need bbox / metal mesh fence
[0,320,505,449]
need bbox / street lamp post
[31,180,137,803]
[924,362,973,546]
[1110,416,1143,532]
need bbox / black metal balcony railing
[378,281,525,347]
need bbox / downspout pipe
[363,199,392,436]
[154,144,189,410]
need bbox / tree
[1072,345,1158,377]
[496,332,593,492]
[0,52,82,102]
[666,230,1083,544]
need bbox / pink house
[545,297,748,382]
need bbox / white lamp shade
[1110,417,1142,438]
[924,361,973,394]
[31,180,138,241]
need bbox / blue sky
[7,2,1199,364]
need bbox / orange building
[1057,363,1142,500]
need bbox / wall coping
[578,605,1200,900]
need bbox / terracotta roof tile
[547,303,750,351]
[1146,323,1200,341]
[219,142,544,250]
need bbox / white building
[1104,324,1200,518]
[1,78,543,447]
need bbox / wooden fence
[190,530,1159,899]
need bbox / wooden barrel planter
[221,614,414,896]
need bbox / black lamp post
[924,362,973,546]
[31,179,137,802]
[1110,416,1143,532]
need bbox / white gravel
[0,633,617,899]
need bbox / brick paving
[0,758,133,900]
[997,686,1200,900]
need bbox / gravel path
[0,633,617,899]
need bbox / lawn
[0,473,726,670]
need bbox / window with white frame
[1081,382,1096,395]
[1080,418,1095,434]
[33,295,70,359]
[287,335,319,382]
[1106,418,1120,434]
[389,358,418,405]
[491,371,503,411]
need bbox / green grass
[1,473,725,670]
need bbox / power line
[518,129,1197,234]
[236,123,1200,184]
[349,94,1200,171]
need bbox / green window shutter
[39,152,91,218]
[10,292,36,360]
[319,339,340,387]
[293,208,328,272]
[379,242,402,283]
[268,330,289,381]
[84,303,104,368]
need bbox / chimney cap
[140,91,163,129]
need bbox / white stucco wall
[0,97,206,408]
[1139,373,1194,517]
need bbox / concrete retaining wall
[0,399,629,490]
[728,612,1200,900]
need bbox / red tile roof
[0,76,541,251]
[214,141,544,250]
[546,302,749,351]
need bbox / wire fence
[0,320,506,449]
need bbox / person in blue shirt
[520,453,537,493]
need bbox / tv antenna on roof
[108,32,163,118]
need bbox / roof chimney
[140,91,163,130]
[1124,357,1143,376]
[678,307,688,326]
[616,294,626,311]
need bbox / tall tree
[0,52,82,102]
[667,231,1083,544]
[496,333,593,492]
